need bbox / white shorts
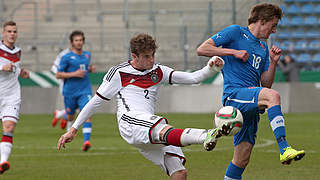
[118,111,186,175]
[0,93,21,123]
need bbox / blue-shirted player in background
[56,30,96,151]
[197,3,305,180]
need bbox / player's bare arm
[57,127,78,150]
[197,38,249,62]
[260,46,282,88]
[56,69,86,79]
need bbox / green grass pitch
[2,113,319,180]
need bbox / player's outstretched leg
[280,147,305,165]
[0,161,10,174]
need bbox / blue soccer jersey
[211,25,270,97]
[58,51,92,97]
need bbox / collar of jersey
[243,27,260,43]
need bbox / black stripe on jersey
[169,70,174,85]
[121,114,153,128]
[96,92,110,101]
[105,62,130,82]
[118,92,130,111]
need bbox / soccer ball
[214,106,243,136]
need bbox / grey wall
[20,83,320,114]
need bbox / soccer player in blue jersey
[56,30,96,151]
[197,3,305,180]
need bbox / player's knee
[262,88,281,107]
[171,169,187,179]
[2,122,16,133]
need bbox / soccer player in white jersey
[51,48,70,129]
[57,33,227,179]
[0,21,30,174]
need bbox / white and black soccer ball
[214,106,243,136]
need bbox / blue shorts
[223,87,263,146]
[64,94,92,115]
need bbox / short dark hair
[3,21,16,29]
[248,3,283,25]
[69,30,85,42]
[130,33,158,57]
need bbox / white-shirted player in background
[57,33,227,179]
[51,48,70,129]
[0,21,30,174]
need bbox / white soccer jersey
[96,62,174,118]
[0,41,22,96]
[51,48,70,74]
[51,48,70,93]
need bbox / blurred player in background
[51,47,70,129]
[0,21,30,174]
[197,3,305,180]
[56,30,96,151]
[57,33,226,180]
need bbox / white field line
[12,138,316,157]
[10,138,288,157]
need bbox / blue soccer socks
[82,122,92,142]
[267,105,289,154]
[225,161,244,180]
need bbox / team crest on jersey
[85,54,89,59]
[151,73,159,83]
[119,66,163,89]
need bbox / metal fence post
[232,0,236,24]
[71,0,77,22]
[124,0,130,60]
[182,25,188,71]
[97,0,104,51]
[44,0,52,21]
[149,0,156,36]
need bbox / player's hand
[73,68,86,78]
[19,68,30,78]
[89,64,96,73]
[2,63,16,72]
[269,45,282,64]
[234,50,249,62]
[207,56,224,72]
[57,128,77,150]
